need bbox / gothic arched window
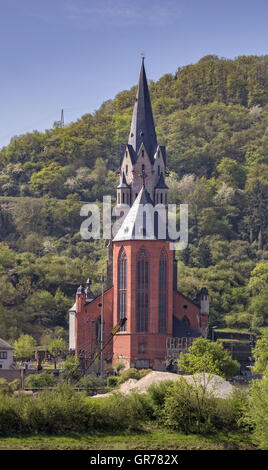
[137,249,149,332]
[159,250,167,333]
[118,248,127,331]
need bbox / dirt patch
[92,371,233,398]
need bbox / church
[69,59,209,372]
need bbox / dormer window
[126,165,128,175]
[142,164,145,172]
[142,150,144,157]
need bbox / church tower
[117,57,168,208]
[112,58,173,370]
[71,59,209,373]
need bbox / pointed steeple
[117,170,128,188]
[155,172,169,189]
[113,185,155,241]
[128,58,157,162]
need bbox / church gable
[120,147,133,186]
[132,143,154,199]
[153,146,166,188]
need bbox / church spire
[128,58,157,161]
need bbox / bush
[0,378,12,396]
[0,379,246,437]
[243,375,268,449]
[106,376,119,388]
[78,374,106,396]
[117,368,150,385]
[25,372,58,389]
[89,391,151,431]
[158,378,243,435]
[146,380,175,420]
[0,396,24,435]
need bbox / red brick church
[69,59,209,371]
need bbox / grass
[0,426,256,450]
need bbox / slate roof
[117,171,129,188]
[172,316,201,339]
[113,185,156,241]
[69,302,76,312]
[119,144,137,167]
[155,172,169,189]
[128,58,157,164]
[0,338,14,350]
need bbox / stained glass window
[118,248,127,331]
[137,249,149,332]
[159,250,167,332]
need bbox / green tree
[178,337,239,379]
[217,157,246,189]
[30,162,66,197]
[48,337,67,369]
[252,330,268,375]
[13,334,37,361]
[244,374,268,449]
[61,355,82,383]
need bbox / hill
[0,54,267,343]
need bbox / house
[70,59,209,371]
[0,338,14,369]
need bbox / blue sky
[1,0,268,148]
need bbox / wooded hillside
[0,55,267,343]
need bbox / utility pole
[100,274,105,378]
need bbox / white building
[69,303,76,351]
[0,338,14,369]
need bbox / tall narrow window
[137,249,149,332]
[118,248,127,331]
[159,250,167,333]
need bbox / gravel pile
[92,371,233,399]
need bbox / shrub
[78,374,106,396]
[113,360,126,374]
[89,391,150,431]
[106,376,119,388]
[243,375,268,449]
[146,380,175,420]
[0,378,12,396]
[160,378,243,435]
[25,372,58,389]
[0,396,24,435]
[117,368,150,385]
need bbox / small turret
[199,287,209,315]
[117,171,131,205]
[85,278,95,303]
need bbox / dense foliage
[0,54,268,342]
[0,381,246,439]
[177,337,239,379]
